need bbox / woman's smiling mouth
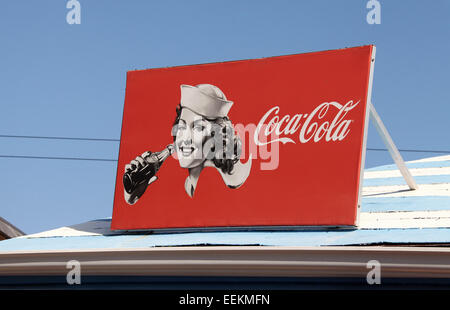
[179,146,196,157]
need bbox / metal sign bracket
[369,102,418,190]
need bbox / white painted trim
[410,155,450,163]
[360,210,450,229]
[362,183,450,198]
[364,167,450,179]
[18,220,115,239]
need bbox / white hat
[180,84,233,118]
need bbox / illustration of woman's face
[175,108,210,168]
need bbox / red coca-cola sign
[111,45,376,231]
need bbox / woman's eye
[194,125,204,132]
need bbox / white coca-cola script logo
[254,100,360,146]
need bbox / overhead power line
[0,134,120,142]
[1,135,450,154]
[367,148,450,154]
[0,148,449,163]
[0,155,117,162]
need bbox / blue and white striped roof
[360,155,450,229]
[1,155,450,251]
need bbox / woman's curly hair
[172,104,241,174]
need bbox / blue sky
[1,0,449,234]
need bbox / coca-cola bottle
[123,144,174,195]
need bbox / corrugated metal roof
[1,155,450,251]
